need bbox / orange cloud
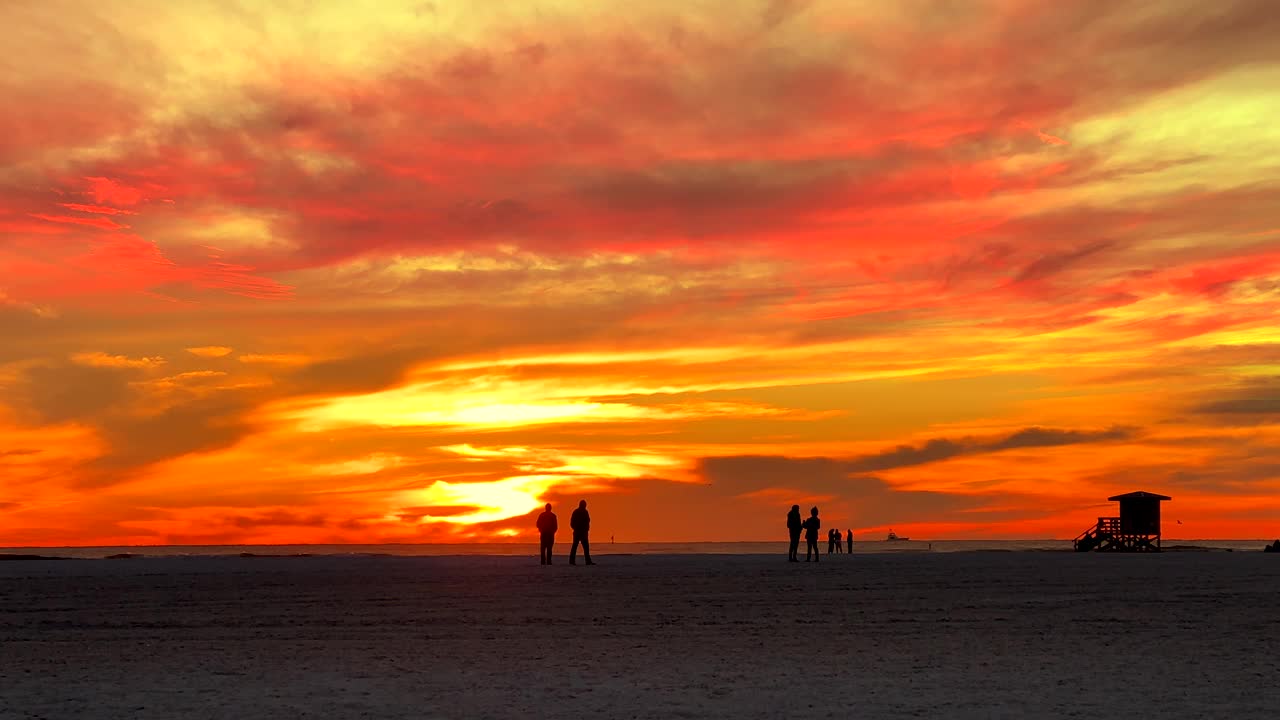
[1036,130,1069,146]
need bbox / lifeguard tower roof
[1107,491,1171,501]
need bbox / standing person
[786,505,802,562]
[569,500,594,566]
[803,507,822,562]
[846,529,853,554]
[535,503,557,565]
[827,528,837,554]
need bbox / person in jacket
[569,500,594,565]
[786,505,802,562]
[803,507,821,562]
[536,503,557,565]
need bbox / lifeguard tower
[1073,491,1171,552]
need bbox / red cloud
[28,213,129,230]
[5,1,1271,294]
[85,177,149,206]
[58,203,139,216]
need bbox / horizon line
[4,538,1274,550]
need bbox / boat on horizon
[886,530,910,541]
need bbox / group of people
[536,500,860,565]
[535,500,595,565]
[786,505,852,562]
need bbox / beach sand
[2,551,1278,719]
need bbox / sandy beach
[2,551,1278,719]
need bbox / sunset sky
[3,0,1279,545]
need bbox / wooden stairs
[1073,517,1160,552]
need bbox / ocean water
[1,539,1271,559]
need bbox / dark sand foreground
[2,552,1278,719]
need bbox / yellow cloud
[239,353,312,366]
[312,453,405,476]
[403,475,566,525]
[270,371,795,432]
[70,352,165,369]
[186,346,234,358]
[441,444,686,478]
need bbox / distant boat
[886,530,910,541]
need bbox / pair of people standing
[827,528,843,554]
[830,528,853,554]
[787,505,824,562]
[535,500,594,565]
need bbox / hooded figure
[569,500,594,565]
[802,507,821,562]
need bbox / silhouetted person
[570,500,594,565]
[536,503,557,565]
[827,528,837,554]
[803,507,821,562]
[786,505,802,562]
[846,529,853,554]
